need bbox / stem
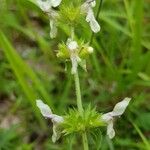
[82,132,89,150]
[70,26,89,150]
[71,26,75,40]
[74,71,83,114]
[74,71,89,150]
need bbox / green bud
[79,45,94,59]
[62,105,105,135]
[57,43,70,59]
[59,4,83,26]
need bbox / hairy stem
[71,26,75,40]
[82,132,89,150]
[71,25,89,150]
[74,71,89,150]
[74,71,83,115]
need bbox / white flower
[49,18,57,38]
[48,10,60,38]
[81,0,100,33]
[67,40,78,51]
[37,0,62,12]
[51,0,62,7]
[36,100,64,143]
[36,0,62,38]
[37,0,51,12]
[101,97,131,139]
[67,39,81,74]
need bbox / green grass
[0,0,150,149]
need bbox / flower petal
[51,115,64,143]
[67,40,78,51]
[66,39,81,74]
[91,1,96,7]
[52,122,62,142]
[78,59,87,72]
[36,99,52,118]
[112,97,131,116]
[86,8,92,22]
[52,115,64,123]
[37,0,51,12]
[107,120,115,139]
[70,56,78,74]
[51,0,62,7]
[50,20,57,38]
[86,8,100,33]
[101,112,113,123]
[36,100,64,143]
[90,18,100,33]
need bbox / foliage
[0,0,150,149]
[62,106,105,135]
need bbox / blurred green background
[0,0,150,149]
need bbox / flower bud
[79,45,94,58]
[87,46,94,53]
[67,40,78,51]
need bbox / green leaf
[132,122,150,150]
[0,31,50,127]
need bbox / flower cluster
[35,0,131,146]
[36,0,100,38]
[36,98,131,142]
[57,38,94,74]
[36,0,100,73]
